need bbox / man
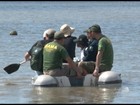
[24,28,56,76]
[43,31,82,77]
[60,24,77,62]
[74,34,89,61]
[74,32,98,62]
[79,24,114,77]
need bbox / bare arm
[65,56,82,77]
[24,52,30,61]
[93,50,103,77]
[25,41,39,61]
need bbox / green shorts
[80,61,111,73]
[62,64,77,76]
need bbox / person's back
[63,36,77,61]
[60,24,77,62]
[98,35,113,70]
[29,39,52,71]
[43,41,68,70]
[24,28,56,76]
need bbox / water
[0,1,140,103]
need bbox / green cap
[54,31,65,39]
[84,24,101,33]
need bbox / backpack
[30,41,44,72]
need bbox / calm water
[0,1,140,104]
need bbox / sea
[0,1,140,104]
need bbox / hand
[93,69,100,77]
[82,70,87,76]
[24,52,30,61]
[77,72,82,78]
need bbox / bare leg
[78,61,88,76]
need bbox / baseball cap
[74,34,88,46]
[54,31,65,39]
[84,24,101,33]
